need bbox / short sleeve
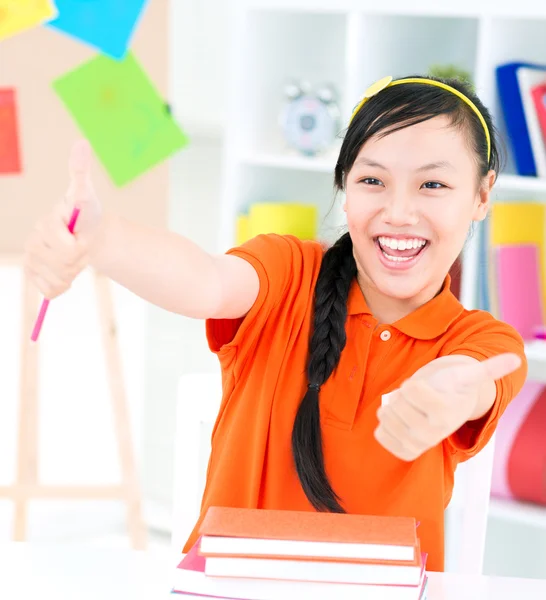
[440,312,528,461]
[206,234,321,357]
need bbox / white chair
[171,370,223,554]
[171,371,496,574]
[444,434,497,574]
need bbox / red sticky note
[0,88,22,174]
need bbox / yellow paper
[248,203,318,241]
[489,202,546,311]
[0,0,57,41]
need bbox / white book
[204,554,423,585]
[199,536,415,562]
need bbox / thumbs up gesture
[24,140,103,299]
[374,353,523,461]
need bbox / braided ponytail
[291,232,357,512]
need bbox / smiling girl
[24,75,527,571]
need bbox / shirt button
[380,329,391,341]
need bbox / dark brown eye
[422,181,445,189]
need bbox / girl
[24,75,527,571]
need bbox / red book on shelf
[198,507,418,562]
[532,82,546,144]
[449,255,462,300]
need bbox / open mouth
[374,236,429,266]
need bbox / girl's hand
[374,353,522,461]
[24,140,103,299]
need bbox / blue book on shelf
[496,62,546,177]
[477,220,490,312]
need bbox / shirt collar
[347,274,464,340]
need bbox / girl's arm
[90,212,260,320]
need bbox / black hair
[291,75,501,512]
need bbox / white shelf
[489,497,546,529]
[525,341,546,383]
[495,174,546,196]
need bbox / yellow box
[248,203,318,240]
[236,214,250,246]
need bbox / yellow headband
[350,76,491,162]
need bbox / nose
[381,192,419,227]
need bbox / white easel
[0,256,147,549]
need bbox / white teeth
[383,254,412,262]
[378,236,427,251]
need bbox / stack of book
[172,507,428,599]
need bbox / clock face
[280,94,339,156]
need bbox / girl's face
[344,115,494,317]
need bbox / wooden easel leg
[13,272,41,540]
[94,272,148,550]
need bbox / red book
[198,507,418,562]
[532,82,546,146]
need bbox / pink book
[495,244,544,340]
[172,538,428,600]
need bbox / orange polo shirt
[183,234,527,571]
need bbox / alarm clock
[279,80,341,156]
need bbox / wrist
[88,212,116,271]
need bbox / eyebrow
[353,157,456,172]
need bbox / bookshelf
[219,0,546,574]
[220,1,546,376]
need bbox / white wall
[169,0,229,137]
[0,266,148,542]
[138,0,231,530]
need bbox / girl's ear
[472,169,496,222]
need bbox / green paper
[53,52,189,186]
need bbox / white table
[1,543,546,599]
